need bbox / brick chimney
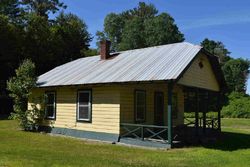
[100,40,111,60]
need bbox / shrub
[7,59,42,131]
[221,92,250,118]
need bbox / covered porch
[118,85,222,148]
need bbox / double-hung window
[77,90,92,122]
[135,90,146,122]
[45,92,56,119]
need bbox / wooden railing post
[212,119,214,129]
[141,126,144,141]
[203,92,208,134]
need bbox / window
[135,90,146,122]
[77,90,92,122]
[45,92,56,119]
[172,93,178,118]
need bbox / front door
[154,92,164,126]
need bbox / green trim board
[39,126,119,143]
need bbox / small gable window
[135,90,146,122]
[77,90,92,122]
[45,92,56,120]
[199,61,204,69]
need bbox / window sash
[135,91,146,122]
[77,90,92,121]
[45,92,56,119]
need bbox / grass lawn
[0,118,249,167]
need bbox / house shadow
[202,131,250,151]
[174,127,250,151]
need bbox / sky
[61,0,250,94]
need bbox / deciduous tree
[222,58,250,93]
[7,59,39,130]
[201,38,231,65]
[97,2,184,51]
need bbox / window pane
[45,92,55,119]
[135,91,145,121]
[46,106,54,118]
[79,106,89,120]
[47,93,55,104]
[79,92,89,105]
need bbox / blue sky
[61,0,250,94]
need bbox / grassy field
[0,118,249,167]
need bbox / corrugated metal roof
[37,42,202,87]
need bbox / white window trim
[45,92,56,119]
[135,90,146,122]
[77,90,92,122]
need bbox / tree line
[1,1,250,117]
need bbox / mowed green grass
[0,119,249,167]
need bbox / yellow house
[28,41,226,148]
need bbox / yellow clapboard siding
[29,86,120,134]
[178,53,220,91]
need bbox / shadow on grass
[203,131,250,151]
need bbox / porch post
[217,92,221,131]
[167,82,173,147]
[203,91,208,134]
[195,88,199,136]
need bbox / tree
[144,13,184,47]
[201,38,250,94]
[51,12,92,65]
[98,13,124,51]
[97,2,184,51]
[84,48,98,57]
[22,12,92,74]
[7,59,39,130]
[201,38,231,65]
[0,0,23,23]
[21,0,66,18]
[23,14,52,74]
[222,58,250,93]
[126,1,158,19]
[119,17,145,50]
[0,14,23,82]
